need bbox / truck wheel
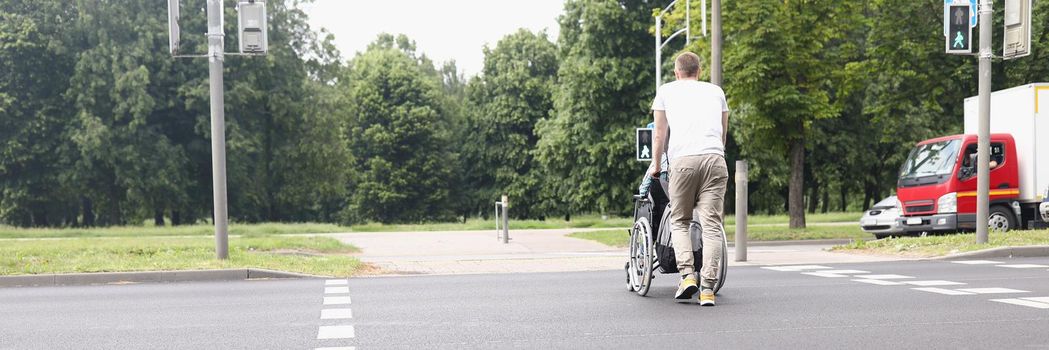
[988,206,1016,232]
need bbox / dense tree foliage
[464,29,558,219]
[5,0,1049,227]
[535,0,668,217]
[338,34,459,224]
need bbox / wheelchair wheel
[713,225,728,295]
[627,217,654,296]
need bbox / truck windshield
[899,140,961,179]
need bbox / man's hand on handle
[648,161,662,178]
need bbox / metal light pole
[655,0,692,89]
[207,0,229,259]
[975,0,992,244]
[711,0,722,86]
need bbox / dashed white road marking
[858,274,914,280]
[1022,297,1049,303]
[801,270,870,278]
[317,325,356,339]
[912,287,975,296]
[762,265,832,272]
[996,264,1049,269]
[315,347,356,350]
[325,286,350,294]
[990,298,1049,309]
[321,308,354,320]
[956,288,1029,294]
[325,280,349,286]
[853,279,903,286]
[903,280,966,287]
[950,260,1003,265]
[323,296,353,305]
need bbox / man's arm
[721,111,729,146]
[649,110,669,178]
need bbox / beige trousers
[668,154,727,288]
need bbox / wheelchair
[625,176,727,296]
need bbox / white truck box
[964,83,1049,203]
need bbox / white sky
[302,0,565,77]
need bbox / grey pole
[501,195,509,244]
[734,160,748,262]
[711,0,722,86]
[207,0,229,259]
[976,0,992,244]
[655,16,663,89]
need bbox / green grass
[0,212,863,240]
[568,224,869,248]
[0,223,350,239]
[832,230,1049,257]
[0,236,364,277]
[724,212,862,226]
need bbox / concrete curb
[935,245,1049,260]
[0,268,324,288]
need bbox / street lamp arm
[660,28,689,51]
[659,0,681,18]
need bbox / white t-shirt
[651,80,729,160]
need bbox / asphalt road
[3,258,1049,349]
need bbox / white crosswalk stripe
[317,325,356,339]
[853,279,902,286]
[903,280,966,287]
[857,274,913,280]
[950,260,1003,265]
[325,286,350,294]
[955,288,1029,294]
[912,287,974,295]
[762,265,832,272]
[325,279,349,286]
[990,298,1049,309]
[996,264,1049,269]
[801,270,870,278]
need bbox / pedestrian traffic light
[636,128,653,161]
[946,4,972,54]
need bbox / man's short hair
[674,52,701,78]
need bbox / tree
[723,0,863,228]
[339,34,458,224]
[536,0,668,217]
[0,2,80,226]
[465,29,558,219]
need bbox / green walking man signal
[946,4,972,54]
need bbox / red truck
[896,83,1049,234]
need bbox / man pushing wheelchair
[648,52,729,306]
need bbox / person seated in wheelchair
[648,52,729,306]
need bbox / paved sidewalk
[318,229,907,275]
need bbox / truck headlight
[938,192,957,214]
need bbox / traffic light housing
[946,4,972,54]
[238,0,268,54]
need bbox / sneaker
[699,287,715,306]
[675,275,699,300]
